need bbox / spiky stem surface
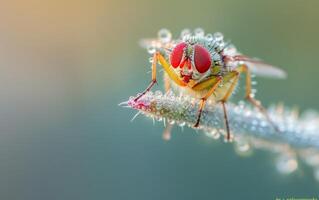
[121,91,319,178]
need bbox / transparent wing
[232,55,287,79]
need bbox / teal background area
[0,0,319,199]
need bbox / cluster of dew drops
[147,28,226,56]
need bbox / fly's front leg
[135,52,186,139]
[192,76,223,128]
[236,65,279,131]
[134,53,158,101]
[134,51,187,101]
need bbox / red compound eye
[170,42,187,68]
[194,44,212,73]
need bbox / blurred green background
[1,0,319,199]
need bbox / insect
[134,28,286,141]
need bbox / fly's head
[170,40,213,83]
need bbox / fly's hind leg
[236,65,279,131]
[219,71,240,141]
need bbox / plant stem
[120,91,319,177]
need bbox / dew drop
[181,30,191,41]
[205,33,213,41]
[178,121,186,127]
[155,90,163,97]
[181,29,191,37]
[129,96,135,101]
[168,118,175,125]
[223,134,234,143]
[205,129,220,140]
[155,116,162,121]
[251,89,257,94]
[147,46,156,54]
[238,101,245,109]
[194,28,204,37]
[158,29,172,43]
[245,110,252,117]
[260,120,268,127]
[235,140,250,153]
[155,103,162,110]
[276,155,298,174]
[214,32,224,41]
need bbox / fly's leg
[164,73,171,92]
[157,53,187,87]
[192,76,223,128]
[135,52,187,139]
[236,65,279,131]
[134,52,187,101]
[134,53,158,101]
[221,101,231,141]
[218,71,240,141]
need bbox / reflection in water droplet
[276,155,298,174]
[162,129,171,141]
[158,29,172,43]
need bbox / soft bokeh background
[1,0,319,199]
